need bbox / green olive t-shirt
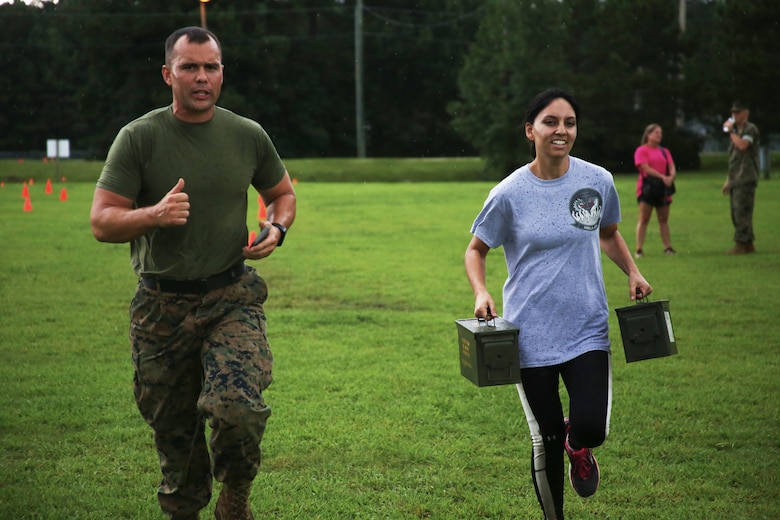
[97,106,286,279]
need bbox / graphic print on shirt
[569,188,602,231]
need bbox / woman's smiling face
[525,98,577,159]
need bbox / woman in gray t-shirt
[465,88,652,520]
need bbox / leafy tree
[0,0,200,155]
[54,0,192,155]
[575,0,689,172]
[679,0,721,123]
[355,0,482,157]
[207,1,357,157]
[1,0,483,159]
[450,0,707,175]
[713,0,780,137]
[449,0,569,178]
[1,0,776,163]
[0,1,62,152]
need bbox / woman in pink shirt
[634,124,677,257]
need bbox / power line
[364,5,485,29]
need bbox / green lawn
[0,163,778,519]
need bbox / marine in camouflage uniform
[722,101,760,254]
[90,26,296,520]
[131,266,273,518]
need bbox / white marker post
[46,139,70,181]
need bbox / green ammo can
[455,317,521,386]
[614,299,677,363]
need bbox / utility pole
[200,0,210,29]
[354,0,366,158]
[675,0,686,127]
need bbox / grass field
[0,156,490,184]
[4,151,777,183]
[1,160,778,519]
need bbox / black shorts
[637,193,672,208]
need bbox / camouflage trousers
[130,265,273,519]
[730,182,756,243]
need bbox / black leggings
[515,350,612,520]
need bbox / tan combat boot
[214,483,254,520]
[727,241,755,255]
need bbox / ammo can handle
[635,287,648,304]
[477,316,496,327]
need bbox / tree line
[0,0,777,176]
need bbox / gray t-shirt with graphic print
[471,156,621,368]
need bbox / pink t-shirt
[634,145,673,198]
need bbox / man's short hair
[164,26,222,65]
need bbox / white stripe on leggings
[516,381,560,520]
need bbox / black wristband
[271,222,287,247]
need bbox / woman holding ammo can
[464,88,652,520]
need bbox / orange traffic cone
[23,197,32,212]
[248,231,257,247]
[59,187,68,201]
[21,183,29,198]
[29,178,34,185]
[292,178,298,185]
[45,179,53,194]
[258,198,267,220]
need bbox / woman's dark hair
[165,26,222,65]
[523,88,580,158]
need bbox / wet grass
[1,168,778,519]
